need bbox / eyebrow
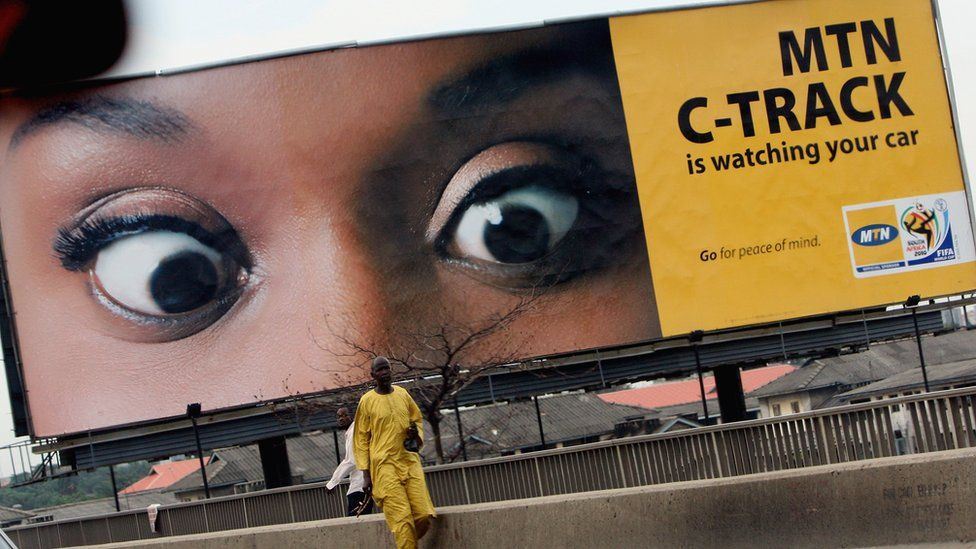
[427,43,617,118]
[9,96,194,148]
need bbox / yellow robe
[354,386,436,549]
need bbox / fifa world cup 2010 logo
[901,201,938,250]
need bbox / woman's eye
[452,185,579,264]
[428,141,641,289]
[93,230,240,315]
[55,188,252,340]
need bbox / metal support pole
[693,345,710,422]
[533,396,546,449]
[109,465,120,512]
[190,417,211,499]
[454,399,467,461]
[910,306,931,392]
[332,429,342,466]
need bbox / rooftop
[119,460,203,494]
[599,364,795,409]
[748,329,976,399]
[837,356,976,401]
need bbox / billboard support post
[906,296,931,392]
[453,399,467,462]
[533,396,546,449]
[186,403,211,499]
[108,465,120,512]
[332,430,341,467]
[689,331,709,422]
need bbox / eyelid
[426,142,583,244]
[54,186,250,270]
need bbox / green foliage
[0,461,151,510]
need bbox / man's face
[336,408,351,429]
[371,361,393,385]
[0,21,657,437]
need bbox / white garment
[326,422,365,494]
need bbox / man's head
[371,356,393,388]
[335,406,352,429]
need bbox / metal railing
[6,386,976,548]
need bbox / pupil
[150,251,219,313]
[483,205,550,263]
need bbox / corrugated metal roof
[837,356,976,401]
[749,330,976,398]
[28,490,179,522]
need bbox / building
[422,392,652,462]
[749,329,976,417]
[165,434,339,501]
[600,364,796,422]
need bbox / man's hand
[361,470,372,494]
[406,424,423,449]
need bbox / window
[772,404,781,416]
[790,401,800,414]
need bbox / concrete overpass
[52,448,976,548]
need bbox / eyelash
[54,213,246,271]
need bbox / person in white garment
[326,406,373,516]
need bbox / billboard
[0,0,972,438]
[611,0,976,334]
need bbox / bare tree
[320,291,547,463]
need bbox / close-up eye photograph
[0,19,657,435]
[0,0,974,548]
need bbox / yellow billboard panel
[611,0,976,336]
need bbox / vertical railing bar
[764,423,780,471]
[864,410,881,459]
[919,400,939,452]
[908,401,926,453]
[800,419,815,466]
[711,432,726,478]
[936,398,953,450]
[740,428,756,474]
[820,415,835,464]
[287,491,295,525]
[682,435,696,480]
[961,396,976,447]
[711,433,724,477]
[800,418,816,466]
[881,406,898,456]
[845,413,862,461]
[662,438,674,483]
[812,416,825,464]
[780,421,796,468]
[875,407,888,457]
[793,420,807,467]
[926,400,943,451]
[948,397,966,449]
[533,457,544,498]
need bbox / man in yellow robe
[354,356,436,548]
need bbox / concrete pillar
[258,436,292,489]
[714,364,747,422]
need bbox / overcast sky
[0,0,973,479]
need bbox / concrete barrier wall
[88,448,976,548]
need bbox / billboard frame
[0,0,971,442]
